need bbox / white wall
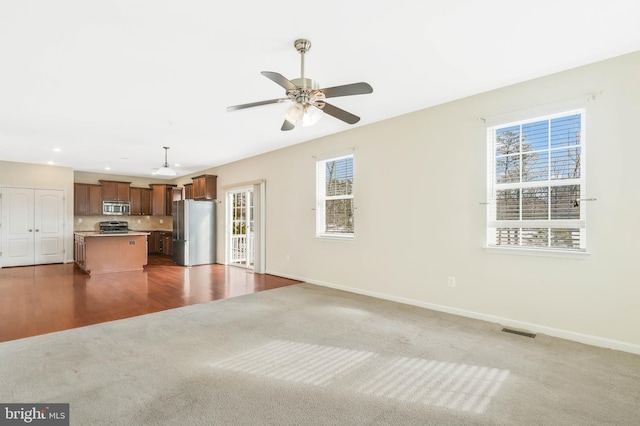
[0,161,75,262]
[194,51,640,353]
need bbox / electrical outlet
[137,219,141,224]
[447,276,456,287]
[78,218,83,223]
[159,219,163,224]
[285,255,290,262]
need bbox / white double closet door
[1,187,65,267]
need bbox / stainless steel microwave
[102,201,131,215]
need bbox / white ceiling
[1,1,639,179]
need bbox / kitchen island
[74,231,150,275]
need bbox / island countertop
[74,231,151,237]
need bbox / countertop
[74,231,151,237]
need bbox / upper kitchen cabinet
[99,180,131,202]
[130,187,152,215]
[149,184,182,216]
[74,183,102,215]
[192,174,217,200]
[167,187,182,215]
[184,183,193,200]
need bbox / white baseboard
[268,270,640,356]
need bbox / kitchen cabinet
[99,180,131,202]
[148,230,172,256]
[74,232,148,275]
[160,231,173,256]
[191,174,217,200]
[184,183,193,200]
[148,231,160,253]
[74,183,102,215]
[74,234,86,270]
[130,187,152,215]
[149,184,181,216]
[167,188,182,215]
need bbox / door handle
[28,229,33,232]
[35,229,40,232]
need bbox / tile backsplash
[74,215,173,232]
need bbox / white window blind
[487,109,586,251]
[316,154,354,238]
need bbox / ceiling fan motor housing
[288,78,324,105]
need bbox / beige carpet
[1,283,639,425]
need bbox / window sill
[484,246,590,259]
[315,234,355,243]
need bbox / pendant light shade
[153,146,176,176]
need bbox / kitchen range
[99,221,130,234]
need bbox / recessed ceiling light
[105,167,111,170]
[174,164,181,167]
[53,147,62,152]
[47,161,54,165]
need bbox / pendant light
[153,146,176,176]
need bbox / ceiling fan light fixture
[284,103,322,127]
[301,104,322,127]
[284,103,303,124]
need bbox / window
[316,154,354,238]
[486,110,586,251]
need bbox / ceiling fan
[226,39,373,131]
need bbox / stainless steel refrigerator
[172,200,216,266]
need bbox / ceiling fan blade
[319,102,361,125]
[261,71,298,91]
[281,119,295,131]
[320,82,373,99]
[226,98,288,111]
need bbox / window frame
[315,153,355,239]
[486,109,587,254]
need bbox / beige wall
[0,161,75,261]
[192,51,640,353]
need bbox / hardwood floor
[0,255,302,343]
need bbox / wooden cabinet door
[162,234,173,256]
[100,180,131,201]
[130,188,143,215]
[88,185,102,214]
[166,188,182,215]
[116,183,130,202]
[75,184,102,215]
[75,234,86,268]
[100,181,117,201]
[150,185,167,216]
[147,231,160,253]
[141,188,152,215]
[130,188,152,215]
[74,184,89,215]
[192,175,217,200]
[184,183,193,200]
